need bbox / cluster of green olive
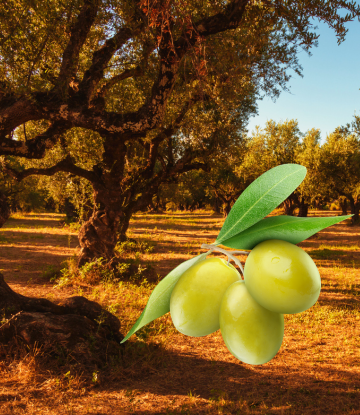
[169,239,321,365]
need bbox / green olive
[220,281,284,365]
[244,239,321,314]
[170,257,241,337]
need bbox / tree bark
[77,175,158,266]
[78,206,121,267]
[0,272,123,369]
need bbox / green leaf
[120,252,209,343]
[220,215,352,250]
[215,164,307,244]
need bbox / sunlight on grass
[1,210,360,414]
[318,244,360,250]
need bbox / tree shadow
[0,232,76,285]
[3,217,64,229]
[91,340,360,414]
[318,296,360,309]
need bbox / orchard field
[0,209,359,414]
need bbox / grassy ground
[0,210,359,414]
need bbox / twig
[0,311,22,330]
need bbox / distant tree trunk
[152,192,164,212]
[0,191,10,227]
[64,197,78,221]
[283,199,295,216]
[339,198,348,215]
[213,197,222,214]
[348,196,360,224]
[297,199,309,217]
[313,199,323,210]
[223,200,232,217]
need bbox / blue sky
[247,18,360,142]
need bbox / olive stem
[201,244,249,276]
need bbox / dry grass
[0,210,359,414]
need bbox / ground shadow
[63,341,360,414]
[2,337,359,414]
[2,217,64,229]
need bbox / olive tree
[1,0,359,265]
[319,128,360,223]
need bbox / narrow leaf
[215,164,307,244]
[120,252,209,343]
[220,215,352,250]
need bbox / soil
[0,210,359,414]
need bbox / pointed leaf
[220,215,352,250]
[215,164,307,244]
[121,252,209,343]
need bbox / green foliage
[320,128,360,200]
[54,245,156,287]
[63,220,82,233]
[42,264,62,281]
[115,239,154,255]
[0,160,49,212]
[54,256,116,287]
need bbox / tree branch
[79,27,147,104]
[56,0,101,95]
[1,1,250,139]
[95,40,155,101]
[0,95,41,137]
[142,93,205,179]
[3,155,96,183]
[0,122,71,159]
[190,0,250,39]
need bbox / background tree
[319,128,360,224]
[158,170,210,211]
[294,128,323,216]
[237,119,302,214]
[1,0,359,266]
[205,136,248,216]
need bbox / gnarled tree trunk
[0,272,123,369]
[78,207,121,267]
[77,175,155,266]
